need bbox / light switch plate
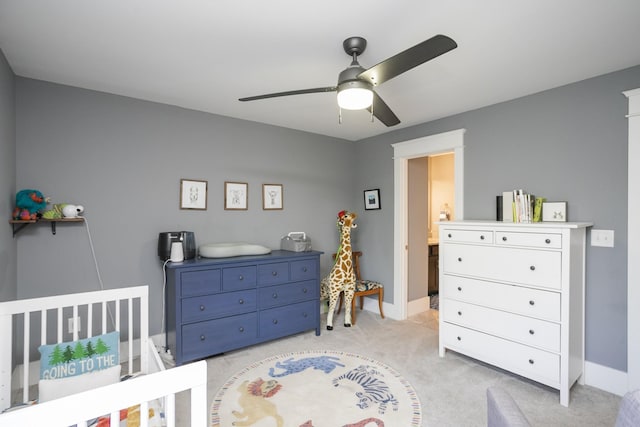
[591,229,614,247]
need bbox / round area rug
[211,350,421,427]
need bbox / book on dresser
[437,220,592,407]
[164,250,323,365]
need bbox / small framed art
[263,184,283,210]
[224,181,248,210]
[542,201,567,222]
[364,189,381,210]
[180,179,208,210]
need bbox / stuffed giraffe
[320,210,357,330]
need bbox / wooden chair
[335,251,384,325]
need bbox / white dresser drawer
[442,244,561,289]
[441,275,560,321]
[441,228,494,244]
[442,299,560,352]
[441,322,560,387]
[496,231,562,249]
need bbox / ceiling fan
[239,34,457,127]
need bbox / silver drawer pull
[545,238,551,244]
[529,329,535,335]
[529,359,535,365]
[529,300,535,306]
[272,319,278,324]
[303,288,308,293]
[200,335,205,341]
[530,265,536,271]
[457,311,462,316]
[272,271,278,276]
[303,312,308,318]
[272,293,278,299]
[238,275,244,280]
[238,299,244,304]
[239,327,244,332]
[302,267,308,272]
[199,305,205,311]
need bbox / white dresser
[438,220,591,406]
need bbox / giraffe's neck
[340,228,352,254]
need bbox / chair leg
[378,288,385,319]
[359,296,364,310]
[351,296,357,325]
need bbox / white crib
[0,285,207,426]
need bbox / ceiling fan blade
[358,34,457,87]
[368,91,400,127]
[239,86,337,102]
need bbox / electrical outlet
[591,229,615,247]
[67,316,81,334]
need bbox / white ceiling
[1,1,640,141]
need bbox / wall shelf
[9,217,84,237]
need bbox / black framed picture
[364,189,381,210]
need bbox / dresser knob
[457,336,461,341]
[200,335,205,341]
[502,236,507,241]
[238,299,244,304]
[458,257,462,262]
[302,267,308,272]
[273,319,278,324]
[238,275,244,280]
[448,233,452,238]
[239,327,244,332]
[272,293,278,299]
[457,286,462,291]
[303,313,308,318]
[529,329,535,335]
[545,238,551,244]
[529,300,535,306]
[457,311,462,316]
[272,271,278,276]
[199,305,205,311]
[530,265,536,271]
[303,288,308,293]
[480,235,485,240]
[529,359,535,365]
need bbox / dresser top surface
[165,249,323,269]
[438,220,593,229]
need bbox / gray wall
[15,78,355,335]
[354,64,640,372]
[0,49,16,302]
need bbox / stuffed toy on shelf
[12,189,49,220]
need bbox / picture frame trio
[179,179,283,211]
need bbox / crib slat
[87,303,93,338]
[166,394,176,427]
[56,308,62,343]
[128,298,133,375]
[22,312,29,404]
[40,309,46,345]
[101,300,107,334]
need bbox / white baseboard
[584,361,627,396]
[407,297,430,317]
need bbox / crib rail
[0,360,207,427]
[0,286,149,411]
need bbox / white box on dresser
[438,220,592,406]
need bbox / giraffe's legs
[326,294,338,330]
[343,289,354,327]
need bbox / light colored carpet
[210,350,421,426]
[175,309,621,426]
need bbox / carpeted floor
[174,309,621,426]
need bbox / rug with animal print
[210,350,421,427]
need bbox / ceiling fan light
[337,82,373,110]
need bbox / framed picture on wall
[263,184,283,210]
[180,179,208,210]
[224,181,248,210]
[364,189,381,210]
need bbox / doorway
[391,129,465,320]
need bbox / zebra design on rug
[268,355,345,377]
[332,365,399,414]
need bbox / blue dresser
[165,250,322,365]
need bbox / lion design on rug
[232,377,284,427]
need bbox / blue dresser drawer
[181,313,258,360]
[259,300,317,339]
[290,259,317,282]
[258,280,318,309]
[181,289,256,323]
[258,262,289,286]
[222,266,256,290]
[181,269,221,296]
